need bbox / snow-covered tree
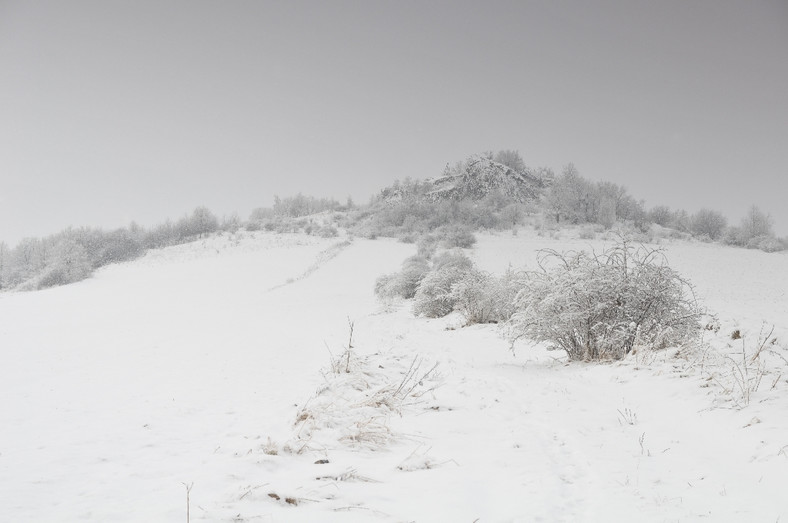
[190,206,219,238]
[670,209,691,233]
[493,149,527,173]
[7,237,43,286]
[740,205,774,240]
[690,208,727,240]
[38,238,91,288]
[648,205,672,227]
[544,163,588,224]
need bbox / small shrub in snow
[747,235,783,253]
[411,251,474,318]
[398,232,418,244]
[317,224,339,238]
[690,208,727,241]
[37,267,76,289]
[603,222,654,244]
[389,256,521,324]
[37,239,92,289]
[723,226,745,247]
[374,255,430,300]
[508,240,703,361]
[416,234,439,259]
[578,225,597,240]
[399,256,431,298]
[452,268,523,325]
[435,225,476,249]
[412,265,470,318]
[431,250,474,271]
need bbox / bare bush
[509,240,703,361]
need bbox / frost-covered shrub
[412,265,471,317]
[317,224,339,238]
[431,250,474,271]
[411,248,524,324]
[398,232,419,244]
[399,256,431,298]
[37,239,92,289]
[36,267,70,289]
[416,235,439,259]
[374,273,399,299]
[91,228,144,267]
[412,251,475,317]
[452,269,523,325]
[435,225,476,249]
[603,223,654,244]
[374,255,430,300]
[220,213,241,233]
[747,235,784,253]
[498,203,525,229]
[690,208,727,240]
[174,206,219,240]
[273,193,340,218]
[648,206,672,227]
[740,205,774,240]
[509,240,703,361]
[722,226,745,247]
[578,226,597,240]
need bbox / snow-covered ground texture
[1,229,786,522]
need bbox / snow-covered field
[1,229,786,522]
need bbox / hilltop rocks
[427,155,547,203]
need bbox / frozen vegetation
[1,150,784,295]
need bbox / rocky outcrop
[427,155,545,203]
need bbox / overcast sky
[1,0,786,245]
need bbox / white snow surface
[1,229,787,522]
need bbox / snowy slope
[1,229,786,522]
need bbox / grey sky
[1,0,786,245]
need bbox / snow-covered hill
[1,229,786,521]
